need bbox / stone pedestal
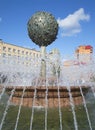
[6,86,89,108]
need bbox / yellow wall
[0,40,41,66]
[0,40,41,58]
[75,45,93,63]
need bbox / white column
[40,46,46,78]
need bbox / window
[3,53,6,57]
[13,49,16,53]
[8,48,11,52]
[33,53,35,57]
[18,50,20,54]
[26,52,28,55]
[8,54,11,56]
[3,46,6,51]
[22,51,24,54]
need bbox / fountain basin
[5,86,90,108]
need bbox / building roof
[85,45,93,49]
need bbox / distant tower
[75,45,93,63]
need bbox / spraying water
[14,86,26,130]
[67,85,78,130]
[0,87,16,130]
[0,54,95,130]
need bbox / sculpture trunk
[40,46,46,79]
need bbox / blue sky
[0,0,95,57]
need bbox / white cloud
[57,8,90,37]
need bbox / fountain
[0,11,95,130]
[5,11,90,108]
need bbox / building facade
[0,39,41,66]
[75,45,93,63]
[0,39,41,58]
[63,45,93,66]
